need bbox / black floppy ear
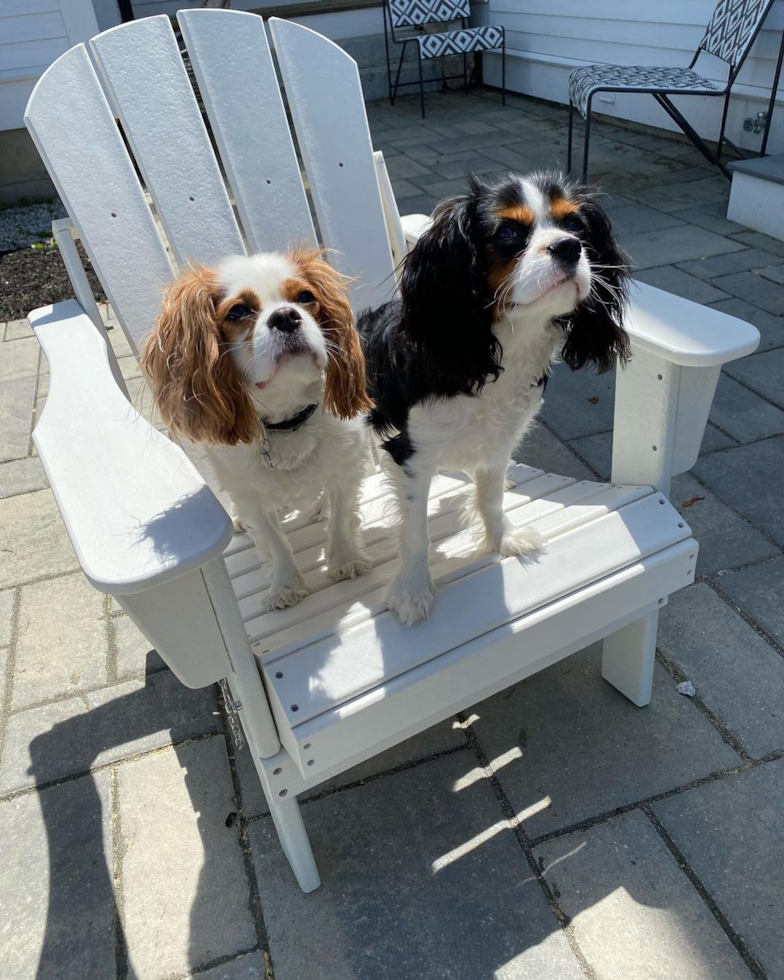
[400,181,502,395]
[561,197,631,374]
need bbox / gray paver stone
[678,203,745,237]
[730,229,784,256]
[0,337,39,381]
[119,737,255,980]
[654,758,784,978]
[0,588,14,648]
[0,489,79,588]
[634,265,729,304]
[718,555,784,648]
[236,716,466,819]
[470,644,740,838]
[515,424,595,482]
[694,436,784,545]
[196,951,267,979]
[3,319,33,341]
[534,809,750,980]
[757,263,784,285]
[0,375,36,462]
[540,364,616,441]
[725,347,784,407]
[385,154,434,179]
[604,204,684,239]
[252,753,584,980]
[712,270,784,315]
[0,671,219,793]
[678,247,784,280]
[659,583,784,758]
[623,226,745,270]
[13,572,107,710]
[0,772,115,980]
[710,372,784,443]
[0,456,48,499]
[113,613,166,679]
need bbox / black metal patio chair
[566,0,783,180]
[384,0,505,118]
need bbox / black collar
[263,402,319,432]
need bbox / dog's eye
[297,290,316,304]
[226,304,252,321]
[495,225,518,241]
[562,214,583,234]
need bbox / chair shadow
[27,654,234,980]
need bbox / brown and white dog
[143,249,373,611]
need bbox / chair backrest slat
[698,0,774,69]
[90,16,245,269]
[387,0,469,31]
[24,45,174,354]
[177,9,315,255]
[270,18,396,311]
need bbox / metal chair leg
[463,52,468,93]
[761,26,784,157]
[418,51,426,119]
[717,89,731,160]
[391,40,408,106]
[501,38,506,106]
[581,98,592,182]
[567,100,574,174]
[383,6,393,104]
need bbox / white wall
[483,0,784,154]
[0,0,99,131]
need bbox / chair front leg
[501,36,506,106]
[418,50,426,119]
[582,95,593,182]
[391,39,409,106]
[566,100,574,174]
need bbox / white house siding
[0,0,99,130]
[482,0,784,154]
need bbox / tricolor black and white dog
[358,171,630,625]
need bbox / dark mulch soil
[0,243,106,321]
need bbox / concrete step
[728,154,784,242]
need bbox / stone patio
[2,88,784,980]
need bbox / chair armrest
[400,213,432,249]
[626,280,759,366]
[28,300,233,595]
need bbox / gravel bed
[0,200,67,251]
[0,242,105,322]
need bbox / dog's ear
[290,248,373,420]
[400,180,502,394]
[141,266,260,445]
[561,195,630,374]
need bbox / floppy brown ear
[141,266,259,445]
[290,248,373,420]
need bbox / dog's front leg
[326,481,372,581]
[386,463,435,626]
[474,462,544,558]
[236,500,309,612]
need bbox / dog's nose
[547,237,581,265]
[268,307,302,333]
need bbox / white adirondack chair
[24,9,758,893]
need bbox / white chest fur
[407,314,562,474]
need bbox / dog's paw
[261,583,310,612]
[386,576,436,626]
[496,524,545,559]
[328,554,373,582]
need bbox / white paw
[386,576,436,626]
[261,583,310,612]
[496,525,545,559]
[328,554,373,581]
[232,515,250,533]
[504,477,515,492]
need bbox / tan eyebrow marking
[216,288,261,339]
[281,277,316,304]
[550,196,578,219]
[497,204,535,225]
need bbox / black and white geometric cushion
[569,64,721,118]
[388,0,469,29]
[416,24,504,59]
[698,0,772,67]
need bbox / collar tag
[258,437,274,468]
